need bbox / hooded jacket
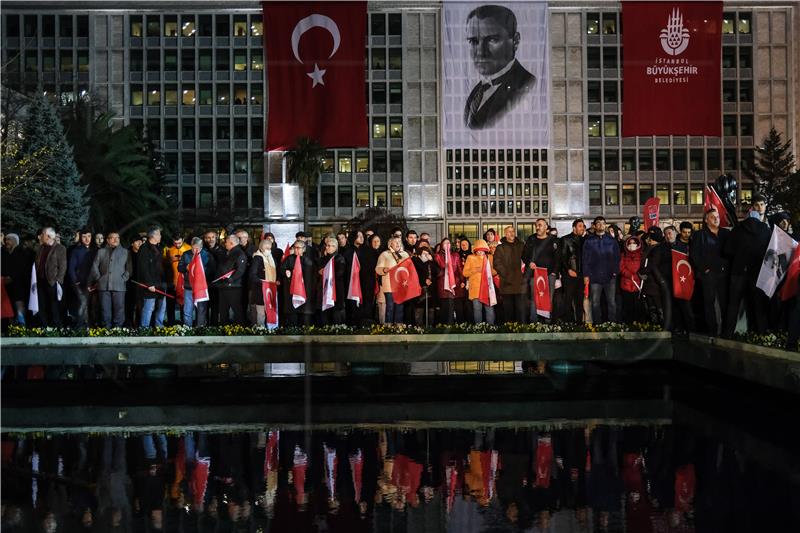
[723,217,771,276]
[619,237,643,293]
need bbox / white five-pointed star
[680,275,687,283]
[307,63,326,87]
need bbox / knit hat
[646,226,664,243]
[472,239,489,252]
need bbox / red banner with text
[622,1,722,136]
[263,1,368,151]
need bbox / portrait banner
[442,1,550,148]
[622,1,722,136]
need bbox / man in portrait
[463,5,536,129]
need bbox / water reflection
[3,423,798,532]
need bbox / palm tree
[285,136,325,231]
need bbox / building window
[199,119,212,140]
[234,50,247,71]
[740,115,753,137]
[182,119,195,140]
[655,149,670,171]
[724,149,737,171]
[250,84,263,105]
[604,184,618,206]
[234,15,248,37]
[738,13,751,34]
[130,16,143,37]
[588,116,601,137]
[373,152,387,173]
[164,15,178,36]
[23,15,37,37]
[723,115,737,136]
[181,15,196,37]
[182,49,195,71]
[371,14,386,35]
[24,51,37,72]
[722,12,735,34]
[252,186,264,208]
[390,152,403,173]
[216,15,230,37]
[217,187,231,209]
[216,49,229,70]
[589,150,602,171]
[587,47,600,69]
[690,149,704,171]
[217,119,230,139]
[198,49,212,71]
[388,14,402,35]
[130,51,143,72]
[356,186,370,207]
[182,154,196,174]
[673,185,687,205]
[338,186,353,208]
[146,16,160,37]
[602,47,617,69]
[389,118,403,138]
[217,84,229,104]
[389,83,402,106]
[60,50,73,71]
[233,186,247,208]
[372,84,386,105]
[251,118,263,140]
[604,151,619,171]
[673,149,687,171]
[234,118,247,139]
[374,186,387,208]
[690,186,704,205]
[372,118,386,138]
[60,15,73,37]
[199,187,212,208]
[252,153,264,174]
[321,153,334,172]
[639,184,653,204]
[182,188,196,209]
[371,48,386,69]
[739,48,752,69]
[388,48,402,70]
[604,116,618,137]
[251,15,263,36]
[355,152,369,173]
[739,80,752,102]
[587,81,601,103]
[234,85,247,105]
[198,85,213,105]
[182,87,196,105]
[147,86,160,105]
[234,153,248,173]
[251,51,263,71]
[621,150,636,171]
[622,185,636,206]
[338,153,352,173]
[656,184,670,204]
[42,50,55,72]
[707,149,721,171]
[165,85,178,106]
[147,50,160,71]
[217,153,230,174]
[722,47,736,69]
[320,186,335,208]
[165,50,178,71]
[586,12,599,34]
[391,185,403,207]
[602,13,617,34]
[130,85,143,106]
[199,152,213,173]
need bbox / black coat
[216,246,248,288]
[136,242,166,297]
[723,217,771,277]
[464,60,536,129]
[640,243,672,299]
[2,245,34,302]
[358,247,381,309]
[319,253,346,310]
[523,234,560,273]
[204,244,227,278]
[280,254,318,315]
[690,227,730,277]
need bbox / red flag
[282,242,292,262]
[349,449,363,503]
[191,457,210,507]
[388,257,421,304]
[534,436,553,488]
[674,464,696,512]
[289,256,307,308]
[704,185,731,228]
[261,280,279,327]
[672,249,695,300]
[533,267,552,318]
[263,1,368,150]
[347,251,362,306]
[643,197,661,230]
[210,269,235,284]
[622,2,722,136]
[264,430,279,478]
[292,445,308,507]
[479,256,497,307]
[188,252,209,305]
[0,278,13,319]
[321,256,336,311]
[175,273,184,304]
[780,245,800,301]
[323,444,338,499]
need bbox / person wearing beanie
[462,239,498,324]
[639,227,672,329]
[619,236,644,324]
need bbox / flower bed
[733,331,796,352]
[4,321,663,339]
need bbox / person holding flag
[670,222,696,332]
[319,236,346,325]
[248,238,277,329]
[619,235,644,324]
[280,240,317,326]
[463,239,497,324]
[214,234,248,325]
[376,237,411,324]
[137,227,168,328]
[177,238,215,327]
[341,231,364,325]
[690,209,730,336]
[435,238,464,325]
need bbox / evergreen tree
[1,92,89,238]
[747,127,796,214]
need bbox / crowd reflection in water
[1,425,795,532]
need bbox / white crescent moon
[536,276,546,291]
[394,266,409,280]
[265,287,273,306]
[291,14,341,64]
[676,259,692,275]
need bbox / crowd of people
[1,424,774,532]
[1,195,796,341]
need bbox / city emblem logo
[659,8,690,56]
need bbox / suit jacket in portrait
[464,60,536,130]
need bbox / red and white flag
[29,263,39,315]
[263,1,368,150]
[349,449,363,503]
[261,280,279,327]
[534,436,553,488]
[191,457,211,507]
[321,257,336,311]
[263,430,279,478]
[1,278,13,319]
[780,245,800,301]
[444,252,456,294]
[389,257,421,304]
[282,242,292,262]
[347,251,362,306]
[672,249,695,300]
[479,256,497,307]
[323,444,337,499]
[643,197,661,230]
[292,445,308,506]
[211,269,235,284]
[756,226,797,298]
[188,252,209,305]
[704,185,732,228]
[289,256,307,308]
[533,267,552,318]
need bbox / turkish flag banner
[672,249,695,300]
[622,2,722,136]
[704,185,731,228]
[780,245,800,302]
[188,252,209,305]
[643,197,661,230]
[388,257,422,304]
[532,267,552,318]
[262,280,279,327]
[347,251,362,306]
[263,1,368,150]
[289,257,307,308]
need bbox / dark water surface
[2,363,799,532]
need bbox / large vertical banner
[622,1,722,136]
[442,2,549,148]
[263,1,368,151]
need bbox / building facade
[2,1,797,243]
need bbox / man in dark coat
[582,217,620,323]
[722,207,772,337]
[203,230,227,325]
[280,240,318,326]
[90,232,132,328]
[523,218,560,323]
[464,4,536,129]
[318,237,347,326]
[137,228,167,327]
[559,219,586,322]
[67,228,96,327]
[2,233,34,325]
[640,227,673,329]
[690,209,730,336]
[35,227,68,327]
[215,234,248,325]
[493,225,526,323]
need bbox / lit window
[722,13,735,34]
[165,85,178,105]
[602,14,616,34]
[147,86,161,105]
[389,118,403,138]
[391,185,403,207]
[131,85,143,106]
[356,186,370,207]
[251,51,263,70]
[234,50,247,71]
[656,184,670,204]
[131,16,143,37]
[738,14,751,34]
[604,116,618,137]
[338,154,352,173]
[181,16,196,37]
[321,153,334,172]
[374,186,387,208]
[233,16,247,37]
[182,88,196,105]
[355,153,369,173]
[739,188,752,204]
[673,185,687,205]
[622,185,636,206]
[586,13,599,34]
[164,16,178,37]
[251,16,263,36]
[588,116,601,137]
[690,186,704,205]
[372,119,386,139]
[234,85,247,105]
[605,184,619,206]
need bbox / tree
[747,127,796,214]
[342,207,408,242]
[1,92,89,239]
[285,137,325,231]
[61,102,177,240]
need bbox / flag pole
[130,280,175,299]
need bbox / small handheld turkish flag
[261,280,279,327]
[388,257,421,304]
[347,251,362,306]
[643,197,661,230]
[479,256,497,307]
[533,266,552,318]
[188,252,209,305]
[264,1,368,150]
[672,249,695,300]
[282,242,292,262]
[704,185,731,228]
[321,257,336,311]
[780,245,800,301]
[289,257,307,309]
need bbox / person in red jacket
[434,238,465,324]
[619,235,643,324]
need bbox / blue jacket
[67,244,96,286]
[177,248,215,290]
[581,233,620,284]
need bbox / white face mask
[627,243,638,252]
